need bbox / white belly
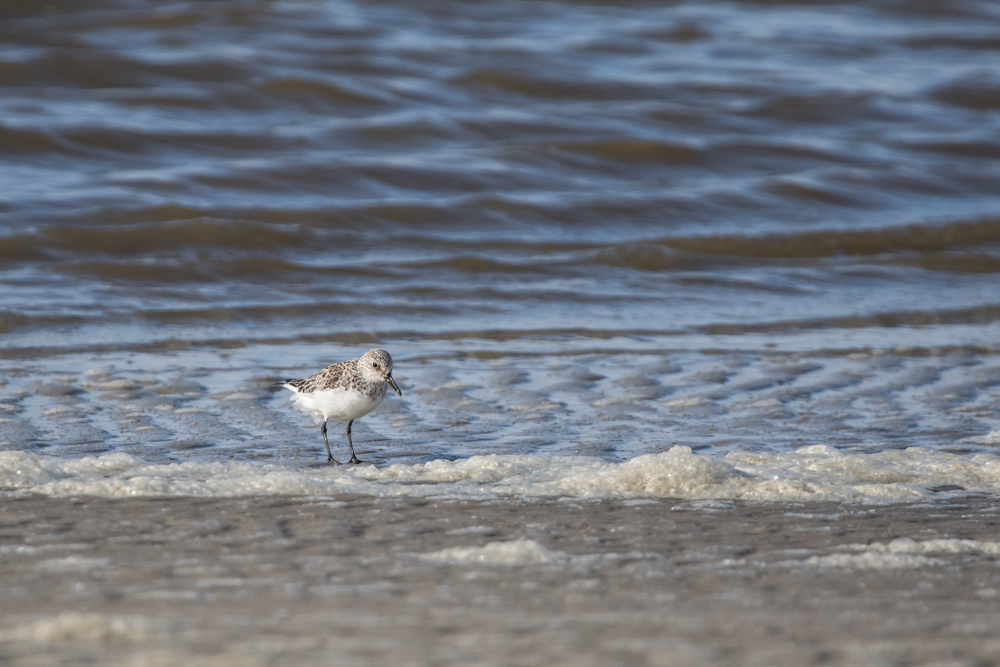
[288,386,386,423]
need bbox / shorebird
[280,349,402,464]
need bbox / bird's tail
[275,378,307,392]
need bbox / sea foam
[1,445,998,503]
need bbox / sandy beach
[2,494,999,666]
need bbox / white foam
[0,613,155,642]
[421,539,571,565]
[80,378,136,391]
[1,445,999,502]
[866,537,1000,556]
[981,428,1000,445]
[222,392,257,400]
[799,538,1000,570]
[419,538,652,568]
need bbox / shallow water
[3,0,1000,663]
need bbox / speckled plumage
[281,349,402,464]
[285,349,392,396]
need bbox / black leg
[321,420,340,465]
[347,419,363,464]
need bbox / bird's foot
[327,456,341,465]
[349,455,364,464]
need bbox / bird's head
[361,348,402,396]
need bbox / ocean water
[2,0,1000,664]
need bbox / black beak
[387,375,402,397]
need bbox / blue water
[1,0,999,464]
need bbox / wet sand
[1,495,999,666]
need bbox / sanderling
[280,349,402,464]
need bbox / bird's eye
[372,362,380,369]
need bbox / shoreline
[4,446,1000,503]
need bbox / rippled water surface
[2,0,1000,469]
